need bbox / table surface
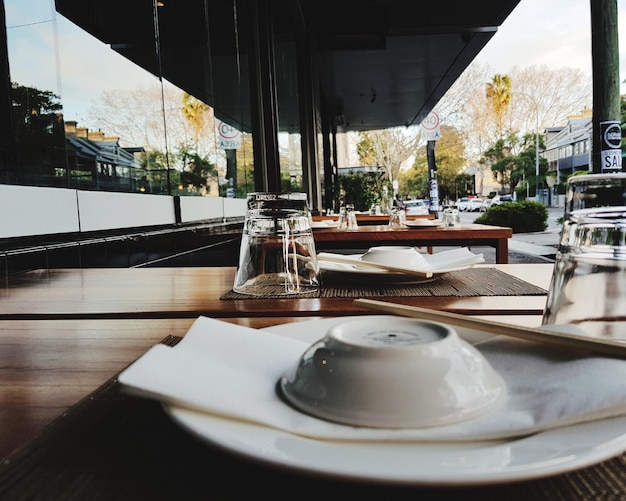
[313,213,435,223]
[2,261,626,498]
[0,264,551,319]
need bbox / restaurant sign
[600,121,622,172]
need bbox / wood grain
[0,265,551,319]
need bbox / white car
[454,197,469,211]
[467,198,484,212]
[492,194,513,205]
[480,199,493,211]
[404,199,429,216]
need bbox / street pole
[518,91,541,202]
[535,106,539,202]
[590,0,621,172]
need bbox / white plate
[404,219,444,228]
[318,255,474,283]
[318,260,458,283]
[311,220,339,229]
[165,317,626,486]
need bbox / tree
[436,64,495,152]
[485,74,512,139]
[140,149,171,194]
[435,64,592,197]
[179,151,218,195]
[355,127,421,188]
[398,125,466,203]
[181,93,210,151]
[87,82,227,195]
[10,83,65,175]
[338,170,390,212]
[507,66,592,135]
[487,134,548,196]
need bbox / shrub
[474,200,548,233]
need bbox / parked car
[454,197,469,211]
[404,199,430,215]
[467,198,484,212]
[492,194,513,206]
[480,199,493,211]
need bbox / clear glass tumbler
[442,208,460,227]
[565,173,626,218]
[233,193,319,296]
[337,204,358,229]
[542,207,626,341]
[388,208,406,228]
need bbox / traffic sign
[218,120,242,150]
[420,111,441,141]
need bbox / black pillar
[591,0,622,172]
[246,0,281,191]
[0,0,16,178]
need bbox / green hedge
[474,200,548,233]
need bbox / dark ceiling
[54,0,520,133]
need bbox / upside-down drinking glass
[233,192,319,296]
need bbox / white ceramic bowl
[360,246,428,268]
[279,316,506,428]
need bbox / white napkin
[118,316,626,442]
[318,247,484,273]
[418,247,485,270]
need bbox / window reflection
[1,0,318,203]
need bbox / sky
[4,0,626,123]
[474,0,626,92]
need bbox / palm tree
[485,74,512,139]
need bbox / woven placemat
[221,267,547,299]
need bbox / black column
[246,0,281,191]
[591,0,622,172]
[0,0,16,179]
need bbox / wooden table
[313,224,513,263]
[313,214,434,225]
[2,264,626,498]
[0,264,551,319]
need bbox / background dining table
[312,223,513,263]
[2,262,626,499]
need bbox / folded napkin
[311,220,337,228]
[118,316,626,442]
[416,247,485,271]
[318,247,484,273]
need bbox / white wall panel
[0,185,80,238]
[77,191,176,232]
[179,196,224,223]
[223,197,247,218]
[0,184,242,240]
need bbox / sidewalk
[507,207,561,263]
[508,231,558,263]
[451,206,562,264]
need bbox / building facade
[544,109,593,184]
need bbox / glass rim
[246,192,308,199]
[567,172,626,185]
[569,207,626,221]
